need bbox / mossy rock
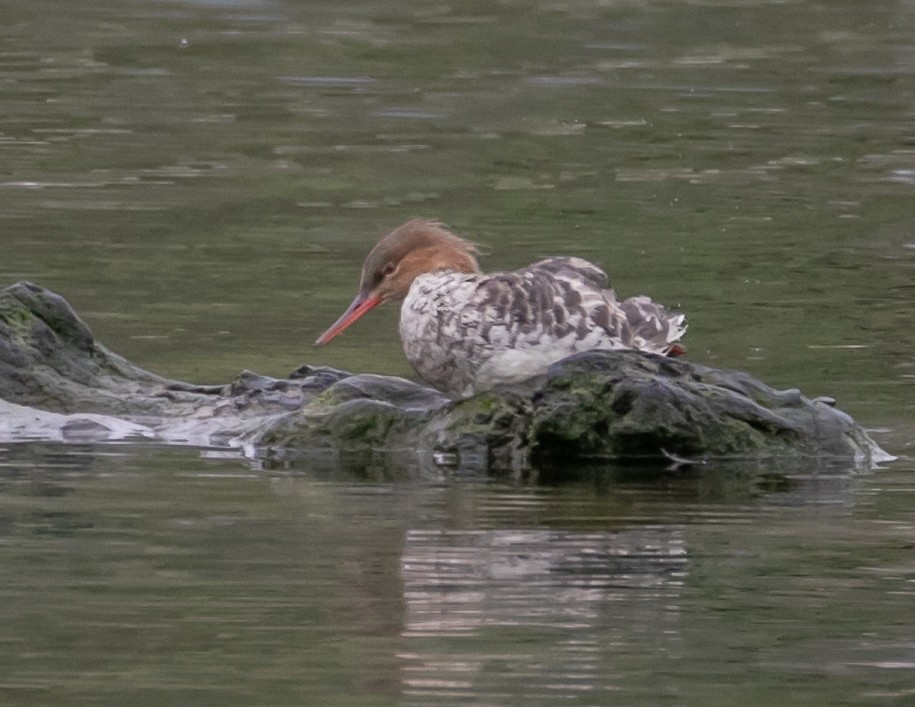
[0,281,893,475]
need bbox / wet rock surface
[0,281,891,474]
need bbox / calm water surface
[1,0,914,703]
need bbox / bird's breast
[399,272,484,397]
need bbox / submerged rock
[0,281,892,474]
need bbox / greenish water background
[1,0,914,704]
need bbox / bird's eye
[382,263,395,277]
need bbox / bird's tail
[620,295,688,356]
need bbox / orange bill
[314,292,383,346]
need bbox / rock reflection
[400,527,686,700]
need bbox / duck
[315,218,686,398]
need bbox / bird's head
[314,219,479,346]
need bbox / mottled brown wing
[532,257,687,353]
[467,257,631,351]
[523,256,611,290]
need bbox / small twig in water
[661,448,707,469]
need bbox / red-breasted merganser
[315,219,687,398]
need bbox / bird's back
[400,257,686,397]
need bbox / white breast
[399,272,483,398]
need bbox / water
[1,0,914,703]
[2,447,914,704]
